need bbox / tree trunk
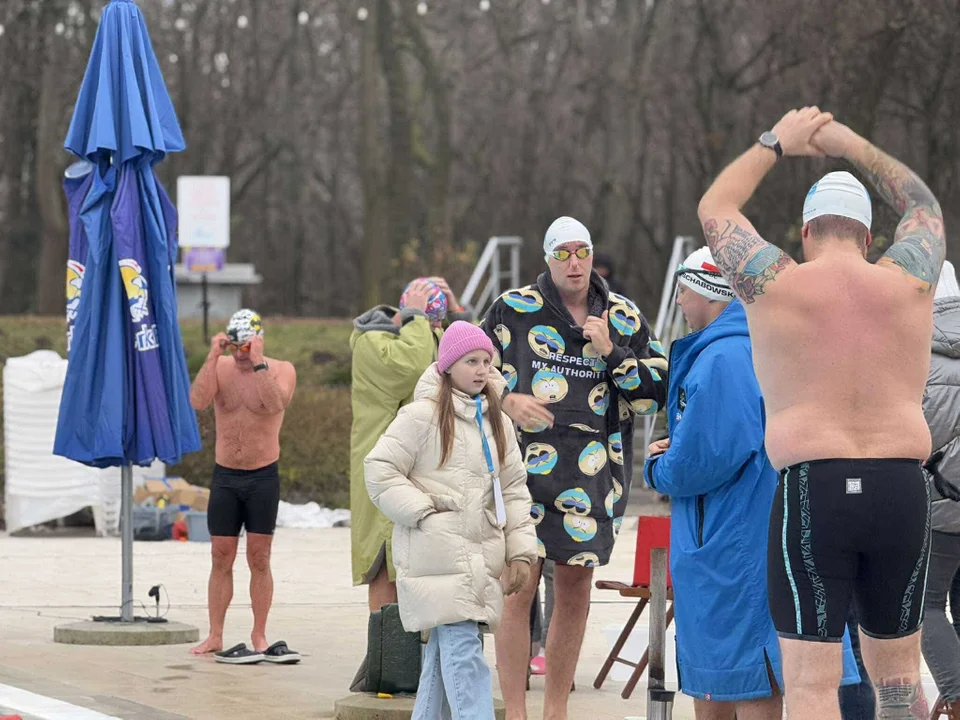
[359,2,387,309]
[0,4,42,312]
[378,0,414,289]
[34,21,70,316]
[402,5,452,255]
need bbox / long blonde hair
[436,372,507,469]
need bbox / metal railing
[459,236,523,320]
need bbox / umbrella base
[53,620,199,646]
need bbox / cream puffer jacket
[365,364,538,633]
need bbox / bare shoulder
[701,217,798,305]
[270,359,297,393]
[260,356,294,372]
[873,258,940,297]
[275,359,296,376]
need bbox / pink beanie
[438,321,495,373]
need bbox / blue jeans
[412,621,494,720]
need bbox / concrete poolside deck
[0,492,939,719]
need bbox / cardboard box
[134,478,208,506]
[176,486,210,512]
[134,477,190,506]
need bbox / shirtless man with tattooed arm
[697,107,945,719]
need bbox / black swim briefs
[767,458,931,642]
[207,461,281,537]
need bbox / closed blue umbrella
[54,0,201,622]
[58,162,130,467]
[56,0,199,466]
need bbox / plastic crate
[132,505,178,541]
[185,510,211,542]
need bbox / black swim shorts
[767,458,931,642]
[207,461,281,537]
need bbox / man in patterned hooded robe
[482,216,668,720]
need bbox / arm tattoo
[702,218,794,304]
[876,679,929,719]
[851,146,946,290]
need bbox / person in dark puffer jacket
[921,260,960,720]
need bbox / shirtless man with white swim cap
[697,107,945,719]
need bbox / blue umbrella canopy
[65,0,184,163]
[55,0,200,468]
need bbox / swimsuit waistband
[214,460,279,477]
[780,458,922,474]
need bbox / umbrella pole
[121,463,134,622]
[647,547,675,719]
[202,272,210,345]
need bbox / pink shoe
[529,655,546,675]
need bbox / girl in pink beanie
[365,320,538,719]
[437,320,494,373]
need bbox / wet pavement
[0,491,939,719]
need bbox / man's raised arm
[697,107,832,304]
[812,121,945,291]
[190,333,226,410]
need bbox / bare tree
[3,0,960,319]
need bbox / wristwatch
[253,362,269,372]
[758,131,783,158]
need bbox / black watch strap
[758,131,783,159]
[253,362,269,372]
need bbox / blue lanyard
[474,396,495,473]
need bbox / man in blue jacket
[644,247,860,719]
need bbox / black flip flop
[214,642,264,665]
[262,640,301,664]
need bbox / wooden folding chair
[931,695,956,720]
[592,581,674,699]
[593,515,674,700]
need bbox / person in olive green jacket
[349,277,473,612]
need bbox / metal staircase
[459,236,523,320]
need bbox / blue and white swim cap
[802,171,872,230]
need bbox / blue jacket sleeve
[644,342,764,498]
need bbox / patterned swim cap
[399,278,448,323]
[226,309,263,343]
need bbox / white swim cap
[543,216,592,261]
[802,171,872,230]
[676,246,734,302]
